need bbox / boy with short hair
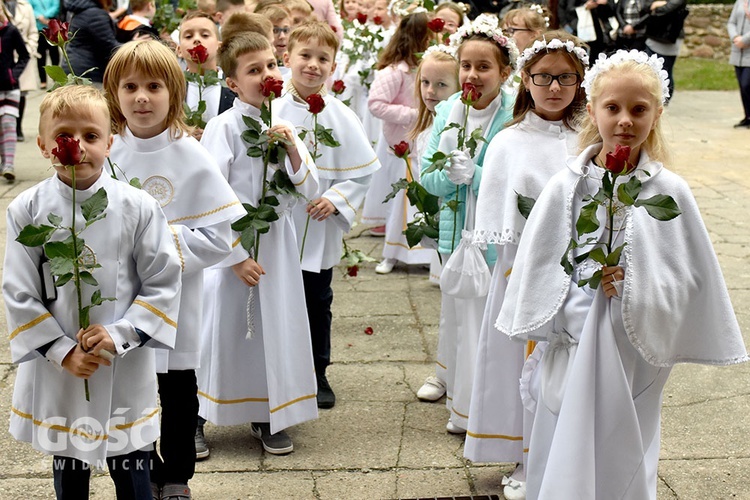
[255,4,292,79]
[286,0,314,28]
[220,11,274,41]
[215,0,246,26]
[197,32,319,456]
[116,0,159,41]
[276,21,379,408]
[4,84,182,499]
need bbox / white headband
[516,38,589,71]
[448,14,520,70]
[528,4,550,28]
[582,49,671,104]
[423,44,458,60]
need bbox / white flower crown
[528,4,550,28]
[516,37,589,71]
[423,43,458,60]
[388,0,428,18]
[448,14,520,70]
[582,49,670,103]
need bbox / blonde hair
[287,20,339,56]
[286,0,313,15]
[103,40,190,138]
[577,61,670,164]
[221,11,274,41]
[435,2,468,22]
[255,4,290,23]
[218,31,273,77]
[39,85,111,136]
[409,50,459,141]
[179,11,220,38]
[502,6,548,33]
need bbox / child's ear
[283,51,291,68]
[225,76,238,94]
[105,134,114,157]
[586,102,595,125]
[331,60,337,75]
[37,136,50,158]
[500,65,512,83]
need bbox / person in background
[727,0,750,128]
[4,0,38,143]
[614,0,651,51]
[62,0,121,84]
[308,0,343,41]
[116,0,159,41]
[29,0,60,89]
[644,0,687,104]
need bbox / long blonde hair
[577,60,670,165]
[409,50,459,141]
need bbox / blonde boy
[5,85,181,498]
[276,21,380,408]
[197,32,319,455]
[286,0,314,28]
[220,11,274,41]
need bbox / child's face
[459,40,510,110]
[358,0,373,16]
[179,17,221,71]
[436,9,461,34]
[116,71,171,139]
[284,39,337,98]
[290,9,310,28]
[226,48,283,108]
[38,109,113,190]
[272,18,292,60]
[420,59,459,113]
[503,19,539,51]
[587,74,662,163]
[370,0,391,27]
[217,4,245,26]
[522,52,579,122]
[343,0,358,17]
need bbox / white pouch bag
[575,5,597,42]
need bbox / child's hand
[232,258,266,287]
[61,343,112,379]
[268,125,298,153]
[601,265,624,298]
[307,197,337,221]
[77,325,116,358]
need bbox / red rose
[373,15,383,25]
[52,136,83,166]
[427,18,445,33]
[42,19,69,47]
[393,141,410,159]
[364,326,374,335]
[347,265,359,277]
[305,93,326,114]
[356,12,367,24]
[330,25,337,33]
[260,76,284,98]
[460,82,481,105]
[187,44,209,64]
[331,79,346,95]
[604,145,633,175]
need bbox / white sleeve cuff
[45,336,78,370]
[106,319,141,355]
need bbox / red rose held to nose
[347,265,359,277]
[604,144,633,175]
[427,18,445,33]
[393,141,410,159]
[305,93,326,114]
[260,76,284,98]
[52,136,83,166]
[356,12,368,24]
[373,15,383,25]
[331,79,346,95]
[43,19,69,46]
[187,44,209,64]
[460,82,481,105]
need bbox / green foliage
[516,192,536,220]
[674,57,738,91]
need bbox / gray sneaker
[2,165,15,181]
[194,422,209,460]
[250,422,293,455]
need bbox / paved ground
[0,89,749,499]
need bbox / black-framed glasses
[529,73,580,87]
[273,27,291,35]
[505,27,532,35]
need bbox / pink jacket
[308,0,343,41]
[368,61,418,149]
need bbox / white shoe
[446,419,466,434]
[417,376,446,401]
[502,476,526,500]
[375,258,396,274]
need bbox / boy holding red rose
[275,20,380,409]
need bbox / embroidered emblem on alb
[142,176,175,207]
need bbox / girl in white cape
[466,32,588,500]
[497,50,748,500]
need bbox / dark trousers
[150,370,198,486]
[38,38,60,84]
[615,35,647,52]
[53,450,152,499]
[645,47,676,102]
[302,269,334,375]
[735,66,750,119]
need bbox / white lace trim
[473,228,521,246]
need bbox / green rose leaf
[576,201,600,237]
[79,271,99,286]
[516,192,536,220]
[16,224,56,247]
[81,188,108,222]
[49,256,75,276]
[617,177,642,206]
[634,194,681,221]
[44,239,76,259]
[606,243,626,266]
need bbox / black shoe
[316,374,336,409]
[16,132,24,142]
[250,422,293,454]
[733,118,750,128]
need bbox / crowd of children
[2,1,747,500]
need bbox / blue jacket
[421,90,515,259]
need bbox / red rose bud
[364,326,374,335]
[460,82,481,105]
[331,25,337,32]
[260,76,284,98]
[393,141,410,159]
[356,12,367,24]
[373,15,383,25]
[347,265,359,277]
[43,19,69,46]
[52,136,83,166]
[331,79,346,95]
[305,93,326,114]
[187,44,209,64]
[427,17,445,33]
[604,145,633,174]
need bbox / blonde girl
[466,31,588,500]
[434,1,467,34]
[502,4,549,50]
[103,39,245,498]
[420,13,517,434]
[497,50,747,499]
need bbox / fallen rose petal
[364,326,374,335]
